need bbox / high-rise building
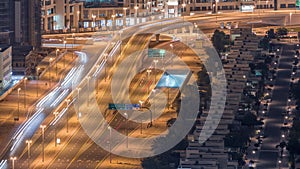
[0,0,41,48]
[0,0,15,45]
[14,0,41,48]
[0,0,41,75]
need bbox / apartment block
[178,27,261,169]
[0,45,12,89]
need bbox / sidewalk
[0,51,78,159]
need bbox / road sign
[148,49,165,58]
[108,103,140,110]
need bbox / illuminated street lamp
[170,44,174,58]
[76,87,81,118]
[49,58,53,87]
[72,33,75,59]
[124,112,128,148]
[119,30,123,52]
[104,53,108,81]
[53,112,59,147]
[111,14,115,34]
[166,75,170,110]
[26,140,32,159]
[182,3,186,16]
[36,67,40,97]
[123,7,127,27]
[108,126,112,163]
[147,1,151,16]
[65,99,71,133]
[76,87,81,101]
[24,77,27,108]
[290,12,292,26]
[63,40,67,68]
[86,76,91,106]
[55,49,59,76]
[151,89,155,126]
[146,69,152,94]
[40,125,46,162]
[139,100,144,108]
[153,60,158,84]
[77,11,80,32]
[10,157,17,169]
[134,6,139,24]
[278,160,282,168]
[17,88,21,121]
[92,14,96,31]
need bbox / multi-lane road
[256,43,298,168]
[1,10,299,169]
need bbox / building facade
[0,0,15,45]
[0,0,41,48]
[0,46,12,89]
[41,0,299,33]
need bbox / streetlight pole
[87,76,90,106]
[140,119,143,134]
[111,14,115,35]
[124,113,128,148]
[26,140,32,164]
[119,30,123,52]
[77,87,81,100]
[40,125,46,162]
[77,11,80,32]
[10,157,16,169]
[17,88,21,120]
[123,7,127,27]
[24,77,27,108]
[167,75,170,110]
[134,6,139,24]
[290,12,292,26]
[49,58,53,87]
[146,69,151,95]
[170,44,174,58]
[72,33,75,59]
[104,54,108,81]
[36,67,40,97]
[92,14,96,31]
[147,2,151,16]
[151,89,155,126]
[153,60,158,84]
[55,49,59,77]
[76,87,81,119]
[63,40,67,68]
[65,99,70,133]
[53,112,59,147]
[182,3,186,21]
[108,126,112,163]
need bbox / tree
[241,112,259,126]
[259,36,270,50]
[267,29,276,39]
[211,29,229,54]
[276,27,288,37]
[141,139,187,169]
[290,81,300,109]
[276,141,287,157]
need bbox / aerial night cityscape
[0,0,300,169]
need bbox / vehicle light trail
[50,89,69,107]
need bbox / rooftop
[0,45,10,52]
